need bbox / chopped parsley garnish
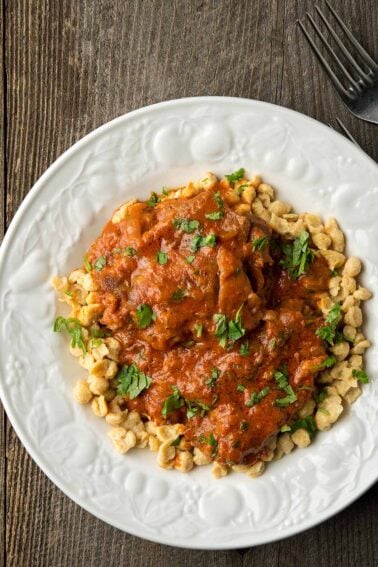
[252,236,269,251]
[113,247,122,254]
[146,192,161,207]
[171,288,188,302]
[237,384,246,392]
[205,211,224,220]
[162,385,185,417]
[213,306,245,348]
[186,398,215,419]
[316,302,341,345]
[53,316,86,355]
[116,363,152,399]
[225,168,245,184]
[269,338,277,350]
[239,341,250,356]
[321,356,337,369]
[173,218,200,233]
[156,251,168,265]
[275,385,297,407]
[89,337,103,349]
[199,432,217,450]
[185,255,195,264]
[90,326,110,338]
[273,367,298,407]
[194,323,203,337]
[190,233,217,252]
[83,257,92,271]
[124,246,137,257]
[162,187,169,196]
[245,387,270,407]
[237,184,248,195]
[280,230,316,279]
[280,424,292,433]
[316,389,328,404]
[240,420,249,431]
[291,415,317,438]
[64,290,72,297]
[214,191,224,209]
[136,303,154,329]
[93,255,106,271]
[352,369,369,384]
[171,435,182,446]
[206,367,220,388]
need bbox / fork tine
[335,118,360,147]
[306,13,363,96]
[316,5,375,88]
[325,0,378,74]
[297,20,355,101]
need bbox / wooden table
[1,1,377,565]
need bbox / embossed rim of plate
[0,96,377,549]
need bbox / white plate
[0,97,377,549]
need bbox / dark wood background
[1,1,377,565]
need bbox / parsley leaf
[206,367,220,388]
[352,369,369,384]
[199,432,217,450]
[316,389,328,404]
[213,313,228,347]
[124,246,137,257]
[186,398,215,419]
[162,385,185,417]
[280,230,316,279]
[93,256,107,271]
[173,218,200,233]
[246,387,270,407]
[205,211,224,220]
[239,341,250,356]
[228,305,245,341]
[252,236,269,251]
[237,384,246,392]
[213,306,245,347]
[316,303,341,345]
[156,251,168,265]
[280,424,292,432]
[53,316,86,355]
[146,192,161,207]
[237,184,249,195]
[225,168,245,184]
[291,415,317,438]
[83,257,92,271]
[214,191,224,209]
[240,420,249,431]
[116,364,152,399]
[171,288,188,302]
[185,255,195,264]
[194,323,203,337]
[275,385,297,407]
[322,356,337,368]
[190,233,217,252]
[136,304,154,329]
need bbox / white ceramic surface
[0,97,377,549]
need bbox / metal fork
[298,1,378,124]
[329,118,360,147]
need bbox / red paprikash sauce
[86,181,330,465]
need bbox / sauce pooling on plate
[86,180,330,465]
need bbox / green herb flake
[352,369,369,384]
[185,255,196,264]
[316,390,328,404]
[225,168,245,184]
[291,415,317,438]
[252,236,269,252]
[124,246,137,257]
[136,304,154,329]
[205,211,224,220]
[280,424,291,433]
[194,323,203,338]
[323,356,337,368]
[316,303,342,345]
[116,363,152,399]
[190,233,217,252]
[162,385,185,417]
[64,290,73,297]
[171,288,188,302]
[53,316,86,355]
[318,407,330,415]
[83,257,92,272]
[237,384,246,393]
[237,184,249,195]
[113,247,122,254]
[156,251,168,265]
[239,341,250,356]
[146,192,161,207]
[246,386,270,407]
[280,230,316,279]
[199,432,217,450]
[173,218,200,233]
[269,338,277,350]
[93,255,107,271]
[206,367,220,388]
[274,385,297,407]
[240,420,249,431]
[214,191,224,209]
[162,187,169,196]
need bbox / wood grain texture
[1,1,377,565]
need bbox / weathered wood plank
[3,0,378,565]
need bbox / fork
[329,118,360,147]
[298,1,378,124]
